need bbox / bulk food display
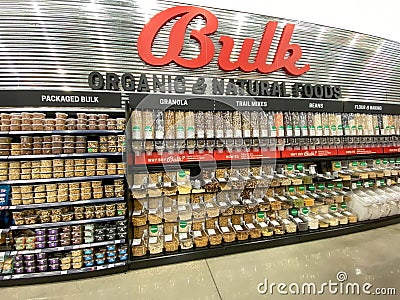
[127,108,400,155]
[0,109,128,283]
[126,99,400,266]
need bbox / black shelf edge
[129,215,400,270]
[7,197,125,210]
[0,262,128,287]
[0,174,124,185]
[2,130,124,135]
[10,216,125,230]
[9,239,126,255]
[5,152,123,160]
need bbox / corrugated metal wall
[0,0,399,102]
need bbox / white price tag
[225,129,233,138]
[286,128,293,137]
[155,131,164,139]
[270,220,280,226]
[61,270,68,275]
[215,130,224,138]
[193,231,202,238]
[282,219,291,225]
[164,207,172,213]
[294,128,301,137]
[164,234,172,242]
[221,227,230,233]
[149,237,157,244]
[132,239,141,246]
[244,199,252,204]
[262,129,270,137]
[206,129,214,138]
[253,130,260,138]
[234,225,243,231]
[197,130,205,139]
[178,205,186,211]
[179,233,188,240]
[294,218,303,223]
[207,229,216,235]
[205,203,213,208]
[246,223,255,229]
[231,200,240,205]
[219,202,227,207]
[259,222,267,228]
[192,204,200,209]
[148,209,157,214]
[234,129,242,138]
[131,211,141,216]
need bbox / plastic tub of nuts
[93,192,104,199]
[61,213,74,222]
[107,163,117,175]
[77,113,87,119]
[81,193,92,200]
[55,113,68,119]
[57,194,68,202]
[90,181,101,188]
[25,215,37,225]
[69,193,80,201]
[104,185,114,197]
[85,211,95,219]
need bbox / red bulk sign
[137,6,310,76]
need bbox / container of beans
[87,141,98,153]
[55,113,68,119]
[107,163,117,175]
[77,113,87,119]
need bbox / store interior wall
[178,0,399,42]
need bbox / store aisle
[2,224,399,300]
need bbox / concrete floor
[2,224,400,300]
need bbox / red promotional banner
[383,146,400,153]
[337,147,384,156]
[134,148,279,165]
[281,148,338,158]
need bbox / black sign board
[282,98,343,113]
[128,93,215,110]
[128,93,400,114]
[0,90,121,108]
[343,101,400,114]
